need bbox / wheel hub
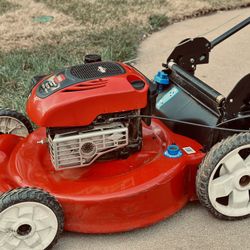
[234,169,250,191]
[17,224,32,236]
[239,175,250,187]
[13,218,35,239]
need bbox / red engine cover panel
[26,62,149,127]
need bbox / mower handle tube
[211,16,250,49]
[168,62,224,104]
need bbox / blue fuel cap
[164,144,183,158]
[154,71,169,85]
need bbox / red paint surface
[26,63,149,127]
[0,120,204,233]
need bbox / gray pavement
[56,8,250,250]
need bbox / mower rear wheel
[0,109,33,137]
[0,187,64,250]
[196,133,250,220]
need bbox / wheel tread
[0,108,33,134]
[196,132,250,220]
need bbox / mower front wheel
[196,133,250,220]
[0,187,64,250]
[0,108,33,137]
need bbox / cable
[217,114,250,127]
[199,13,242,37]
[116,114,249,133]
[158,13,244,51]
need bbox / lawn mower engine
[27,57,154,170]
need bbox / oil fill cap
[164,144,183,158]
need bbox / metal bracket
[166,37,211,73]
[165,17,250,73]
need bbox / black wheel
[0,187,64,249]
[0,108,33,137]
[196,133,250,220]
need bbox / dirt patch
[0,0,81,51]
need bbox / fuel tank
[26,62,149,127]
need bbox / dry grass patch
[1,0,250,52]
[0,0,81,51]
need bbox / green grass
[1,0,249,113]
[149,14,170,31]
[0,0,19,15]
[0,45,81,110]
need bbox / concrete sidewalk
[56,8,250,250]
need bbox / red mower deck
[0,120,204,233]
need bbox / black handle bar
[211,16,250,49]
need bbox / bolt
[190,58,195,63]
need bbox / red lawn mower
[0,17,249,249]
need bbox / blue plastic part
[154,71,169,85]
[164,144,183,158]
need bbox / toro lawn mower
[0,17,249,250]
